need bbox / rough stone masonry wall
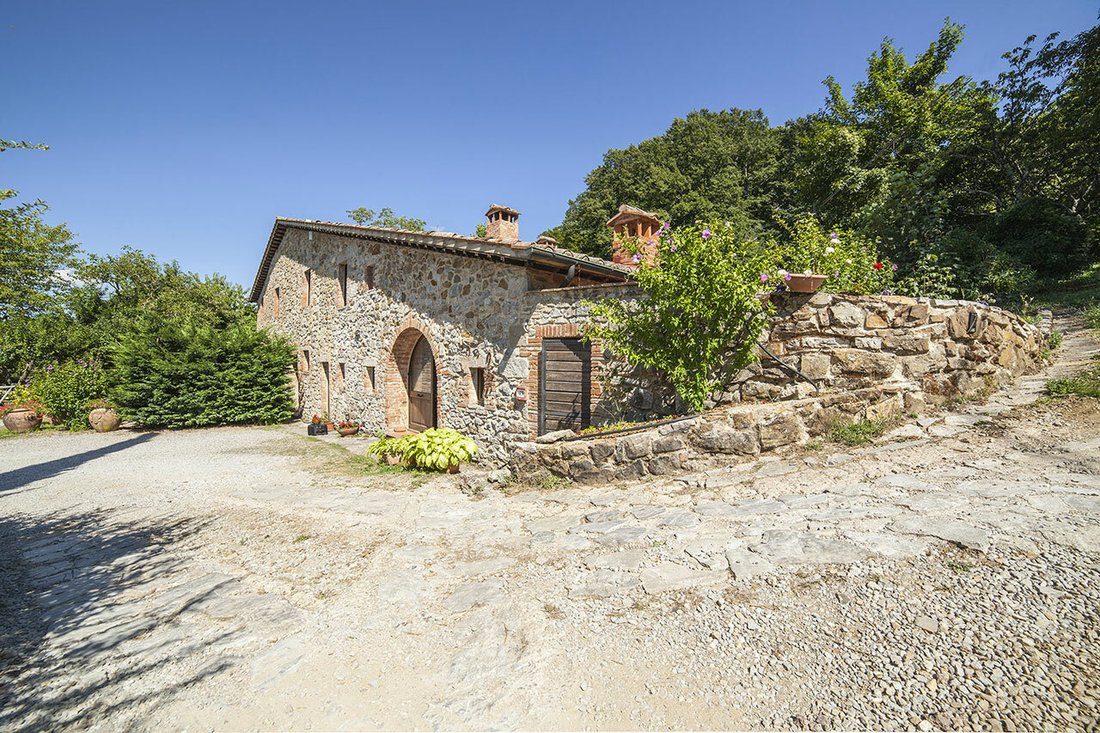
[255,228,634,461]
[257,228,536,461]
[512,293,1044,482]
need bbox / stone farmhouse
[249,204,652,461]
[250,203,1044,467]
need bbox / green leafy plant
[1046,361,1100,399]
[586,221,776,413]
[396,428,478,471]
[31,359,107,430]
[0,384,45,418]
[366,436,404,460]
[1047,331,1064,350]
[773,216,896,294]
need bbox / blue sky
[4,1,1097,288]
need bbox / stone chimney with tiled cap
[607,204,662,267]
[485,204,520,243]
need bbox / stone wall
[256,228,633,461]
[731,292,1044,407]
[511,293,1044,482]
[512,384,914,483]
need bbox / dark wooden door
[539,338,591,434]
[408,335,436,432]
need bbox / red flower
[873,261,884,270]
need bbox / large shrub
[773,216,896,294]
[109,315,294,428]
[992,198,1093,279]
[586,221,776,413]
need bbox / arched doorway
[407,334,436,432]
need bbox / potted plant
[399,427,478,473]
[366,435,405,465]
[308,414,328,436]
[1,395,45,433]
[86,399,121,432]
[336,419,360,437]
[323,414,336,432]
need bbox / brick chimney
[607,204,662,266]
[485,204,520,243]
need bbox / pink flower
[760,273,769,283]
[632,253,642,263]
[702,228,712,240]
[891,263,898,271]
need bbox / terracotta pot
[337,426,359,437]
[383,454,402,465]
[784,273,828,293]
[447,463,460,474]
[3,408,42,433]
[88,407,121,433]
[325,421,336,432]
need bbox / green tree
[789,20,998,266]
[559,109,783,258]
[585,221,775,412]
[473,222,487,238]
[347,207,427,231]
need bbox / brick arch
[384,322,443,430]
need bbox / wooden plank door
[407,335,436,432]
[539,338,591,434]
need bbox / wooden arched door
[407,335,436,432]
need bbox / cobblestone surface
[0,319,1096,731]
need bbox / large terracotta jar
[88,407,121,433]
[3,408,43,433]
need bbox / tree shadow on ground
[0,508,234,731]
[0,433,157,494]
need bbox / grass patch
[1030,263,1100,310]
[1085,302,1100,330]
[500,470,573,495]
[293,533,311,543]
[946,559,975,573]
[828,417,895,446]
[1047,360,1100,399]
[1048,330,1064,349]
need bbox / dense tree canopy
[557,17,1100,302]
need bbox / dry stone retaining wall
[512,293,1044,482]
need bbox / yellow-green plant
[397,428,478,471]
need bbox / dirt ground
[0,320,1097,732]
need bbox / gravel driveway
[1,321,1098,731]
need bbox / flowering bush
[337,420,360,430]
[31,359,108,430]
[771,216,896,294]
[310,414,324,425]
[1,384,45,418]
[587,221,776,413]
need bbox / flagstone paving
[0,317,1097,731]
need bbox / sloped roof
[248,217,631,302]
[606,204,662,228]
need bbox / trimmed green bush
[109,315,294,428]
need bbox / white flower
[825,246,835,255]
[778,268,788,276]
[804,270,813,275]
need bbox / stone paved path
[0,317,1097,731]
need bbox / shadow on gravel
[0,509,230,731]
[0,433,156,493]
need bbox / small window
[338,362,346,386]
[365,366,376,394]
[338,263,348,307]
[301,349,310,373]
[470,367,486,406]
[364,265,375,291]
[273,287,280,319]
[302,269,312,306]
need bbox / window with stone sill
[364,366,376,394]
[302,269,312,307]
